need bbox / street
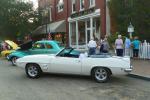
[0,58,150,100]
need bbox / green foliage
[109,0,150,42]
[0,0,41,40]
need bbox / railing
[128,41,150,60]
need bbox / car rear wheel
[11,57,18,66]
[92,67,110,83]
[25,64,42,78]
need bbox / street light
[128,22,134,39]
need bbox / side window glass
[33,43,45,49]
[45,43,53,49]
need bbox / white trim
[69,22,71,47]
[49,8,52,22]
[90,17,93,39]
[85,21,88,47]
[76,21,79,49]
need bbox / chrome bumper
[124,68,132,72]
[124,66,133,73]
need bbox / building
[36,0,106,49]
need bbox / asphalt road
[0,58,150,100]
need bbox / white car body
[16,48,132,82]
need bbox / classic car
[8,40,64,65]
[16,47,132,83]
[1,40,18,57]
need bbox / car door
[30,42,47,54]
[49,57,82,75]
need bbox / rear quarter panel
[81,57,130,75]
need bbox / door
[86,30,91,43]
[30,42,47,54]
[86,20,91,44]
[49,57,82,75]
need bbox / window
[89,0,95,7]
[57,0,64,12]
[72,0,76,13]
[80,0,84,10]
[33,43,45,49]
[45,43,53,49]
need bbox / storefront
[32,20,66,44]
[68,8,101,49]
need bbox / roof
[32,20,66,35]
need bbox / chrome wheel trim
[27,65,38,77]
[95,68,107,81]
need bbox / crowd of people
[87,35,110,55]
[87,35,141,58]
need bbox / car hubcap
[12,57,17,65]
[28,65,38,77]
[95,68,107,81]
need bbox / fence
[129,41,150,60]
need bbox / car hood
[5,40,18,50]
[18,40,33,50]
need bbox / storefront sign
[71,7,95,18]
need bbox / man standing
[124,37,131,56]
[132,36,140,58]
[88,38,97,55]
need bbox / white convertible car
[16,48,132,83]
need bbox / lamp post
[128,22,134,39]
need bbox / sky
[24,0,38,9]
[31,0,38,9]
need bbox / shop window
[72,0,76,13]
[89,0,95,7]
[57,0,64,12]
[80,0,84,11]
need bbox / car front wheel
[25,64,42,78]
[92,67,110,83]
[11,57,18,66]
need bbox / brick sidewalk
[131,59,150,78]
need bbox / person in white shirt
[88,38,97,55]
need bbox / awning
[32,20,66,35]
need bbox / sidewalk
[129,59,150,81]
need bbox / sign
[128,23,134,33]
[71,7,95,18]
[128,27,134,33]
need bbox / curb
[127,73,150,81]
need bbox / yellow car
[1,40,18,57]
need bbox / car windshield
[57,48,73,57]
[56,48,80,58]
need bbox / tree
[109,0,150,42]
[0,0,41,40]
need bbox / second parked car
[8,40,64,65]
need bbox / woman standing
[115,35,124,56]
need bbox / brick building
[36,0,106,49]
